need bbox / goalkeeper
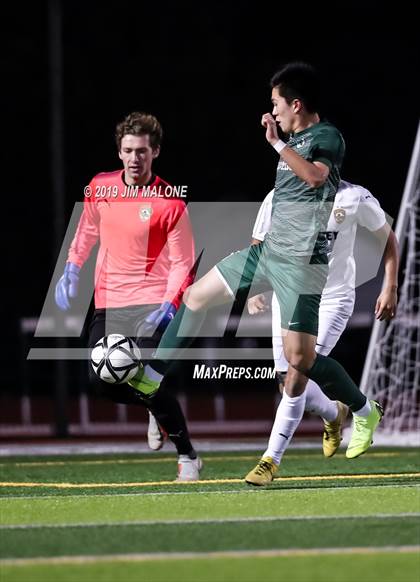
[245,180,398,485]
[55,112,202,482]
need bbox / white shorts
[272,291,355,371]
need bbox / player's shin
[263,391,306,464]
[305,379,338,421]
[147,387,197,457]
[279,368,338,421]
[306,354,366,412]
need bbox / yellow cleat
[245,457,278,486]
[323,401,349,458]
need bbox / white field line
[1,482,419,500]
[3,482,420,501]
[1,545,419,566]
[1,512,419,530]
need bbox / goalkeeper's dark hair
[115,112,163,150]
[271,62,321,114]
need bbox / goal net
[359,122,420,445]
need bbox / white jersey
[253,180,388,371]
[252,180,387,301]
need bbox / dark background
[2,2,419,405]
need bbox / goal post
[359,121,420,444]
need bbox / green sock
[307,354,367,412]
[152,303,206,375]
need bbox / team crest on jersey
[334,208,346,224]
[139,205,153,222]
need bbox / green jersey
[265,121,345,257]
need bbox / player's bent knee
[288,353,314,374]
[183,284,208,311]
[184,282,224,311]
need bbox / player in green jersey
[128,63,383,480]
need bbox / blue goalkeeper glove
[55,262,81,311]
[142,301,177,334]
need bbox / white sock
[263,392,306,465]
[305,380,338,422]
[353,398,372,418]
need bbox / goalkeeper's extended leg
[146,386,196,457]
[147,412,166,451]
[146,386,203,480]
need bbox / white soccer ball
[91,334,142,384]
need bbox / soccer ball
[91,334,142,384]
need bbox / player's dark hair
[271,62,320,114]
[115,112,163,150]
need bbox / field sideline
[0,446,419,581]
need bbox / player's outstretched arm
[55,178,100,311]
[373,226,399,320]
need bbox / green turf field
[0,447,419,581]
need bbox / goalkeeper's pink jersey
[68,170,195,309]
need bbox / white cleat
[147,412,166,451]
[176,455,203,482]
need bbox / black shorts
[88,304,161,350]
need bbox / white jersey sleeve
[252,190,274,241]
[356,187,387,231]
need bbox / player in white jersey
[245,180,399,484]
